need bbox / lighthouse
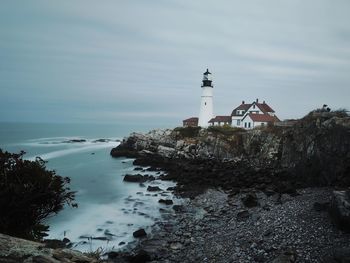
[198,69,214,127]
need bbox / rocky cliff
[111,111,350,196]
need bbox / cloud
[0,0,350,124]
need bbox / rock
[313,201,329,212]
[43,239,66,249]
[133,229,147,238]
[271,249,296,263]
[237,210,250,221]
[124,174,144,182]
[329,190,350,232]
[157,145,176,158]
[134,167,143,171]
[119,241,126,246]
[123,174,154,183]
[170,242,183,250]
[128,249,151,263]
[62,238,70,244]
[172,205,184,212]
[333,247,350,263]
[32,255,60,263]
[93,138,110,143]
[0,233,97,263]
[64,139,86,143]
[92,236,109,241]
[107,251,120,259]
[241,193,259,208]
[147,186,162,192]
[159,199,173,205]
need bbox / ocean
[0,122,179,252]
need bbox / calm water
[0,122,178,252]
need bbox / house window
[205,102,207,105]
[261,123,265,127]
[244,122,247,128]
[237,120,240,126]
[248,122,251,128]
[253,105,255,109]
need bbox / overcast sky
[1,0,350,126]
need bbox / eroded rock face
[111,114,350,190]
[329,190,350,233]
[0,233,97,263]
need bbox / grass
[173,126,201,138]
[207,125,246,136]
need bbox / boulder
[333,247,350,263]
[157,145,176,158]
[128,249,151,263]
[0,233,97,263]
[158,199,173,205]
[43,239,66,249]
[236,210,250,221]
[123,174,155,183]
[124,174,144,182]
[313,202,329,212]
[329,190,350,232]
[271,249,296,263]
[147,186,162,192]
[241,193,259,208]
[133,229,147,238]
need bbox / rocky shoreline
[1,111,349,263]
[108,111,350,262]
[114,187,350,263]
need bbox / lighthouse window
[205,102,207,105]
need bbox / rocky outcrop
[329,190,350,233]
[111,112,350,194]
[123,174,155,183]
[0,233,98,263]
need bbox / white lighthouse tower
[198,69,214,127]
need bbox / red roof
[256,103,275,113]
[243,113,280,122]
[231,101,275,116]
[183,117,198,122]
[231,103,252,116]
[208,116,232,123]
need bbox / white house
[231,99,279,129]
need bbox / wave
[26,140,120,161]
[22,137,121,147]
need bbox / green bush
[0,149,76,240]
[207,125,245,136]
[173,126,201,138]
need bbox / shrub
[207,125,245,136]
[0,149,76,240]
[173,126,201,138]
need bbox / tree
[0,149,76,240]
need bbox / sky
[1,0,350,126]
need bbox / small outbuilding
[208,116,232,126]
[183,117,199,127]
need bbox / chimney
[256,98,259,103]
[263,100,266,104]
[242,100,245,104]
